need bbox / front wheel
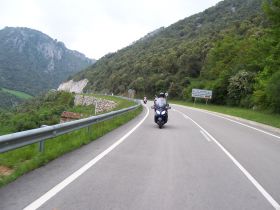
[157,121,163,129]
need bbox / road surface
[1,102,280,210]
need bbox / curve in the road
[23,106,149,210]
[1,102,280,210]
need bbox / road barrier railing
[0,101,140,153]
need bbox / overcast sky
[0,0,221,59]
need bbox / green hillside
[0,88,33,109]
[0,90,23,109]
[0,91,74,135]
[73,0,280,113]
[1,88,33,99]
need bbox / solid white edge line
[174,104,280,140]
[176,109,280,210]
[23,105,150,210]
[200,130,211,142]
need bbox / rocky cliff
[74,95,117,114]
[58,79,89,93]
[0,27,95,95]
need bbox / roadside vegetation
[73,0,280,114]
[0,92,142,187]
[0,91,74,135]
[171,100,280,129]
[0,91,136,136]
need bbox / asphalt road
[1,102,280,210]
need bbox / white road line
[203,110,280,140]
[23,106,150,210]
[175,109,280,210]
[173,104,280,140]
[200,130,211,142]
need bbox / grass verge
[0,105,142,187]
[171,100,280,129]
[1,88,33,99]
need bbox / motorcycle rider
[155,92,167,107]
[154,95,158,105]
[143,96,147,104]
[154,92,169,123]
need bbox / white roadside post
[95,101,97,115]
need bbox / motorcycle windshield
[155,98,166,108]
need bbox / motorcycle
[143,97,147,104]
[151,103,171,129]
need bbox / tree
[266,71,280,112]
[253,0,280,111]
[129,77,145,94]
[168,82,182,98]
[155,80,168,92]
[227,71,254,106]
[263,0,280,27]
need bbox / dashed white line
[23,106,150,210]
[174,108,280,210]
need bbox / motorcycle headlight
[156,110,161,115]
[161,110,166,115]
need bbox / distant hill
[0,27,95,97]
[71,0,280,112]
[72,0,264,96]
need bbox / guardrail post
[39,125,48,152]
[39,140,45,152]
[87,126,91,137]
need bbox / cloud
[0,0,221,59]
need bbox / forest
[73,0,280,113]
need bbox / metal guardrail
[0,102,140,153]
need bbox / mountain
[72,0,264,94]
[0,27,95,96]
[71,0,280,112]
